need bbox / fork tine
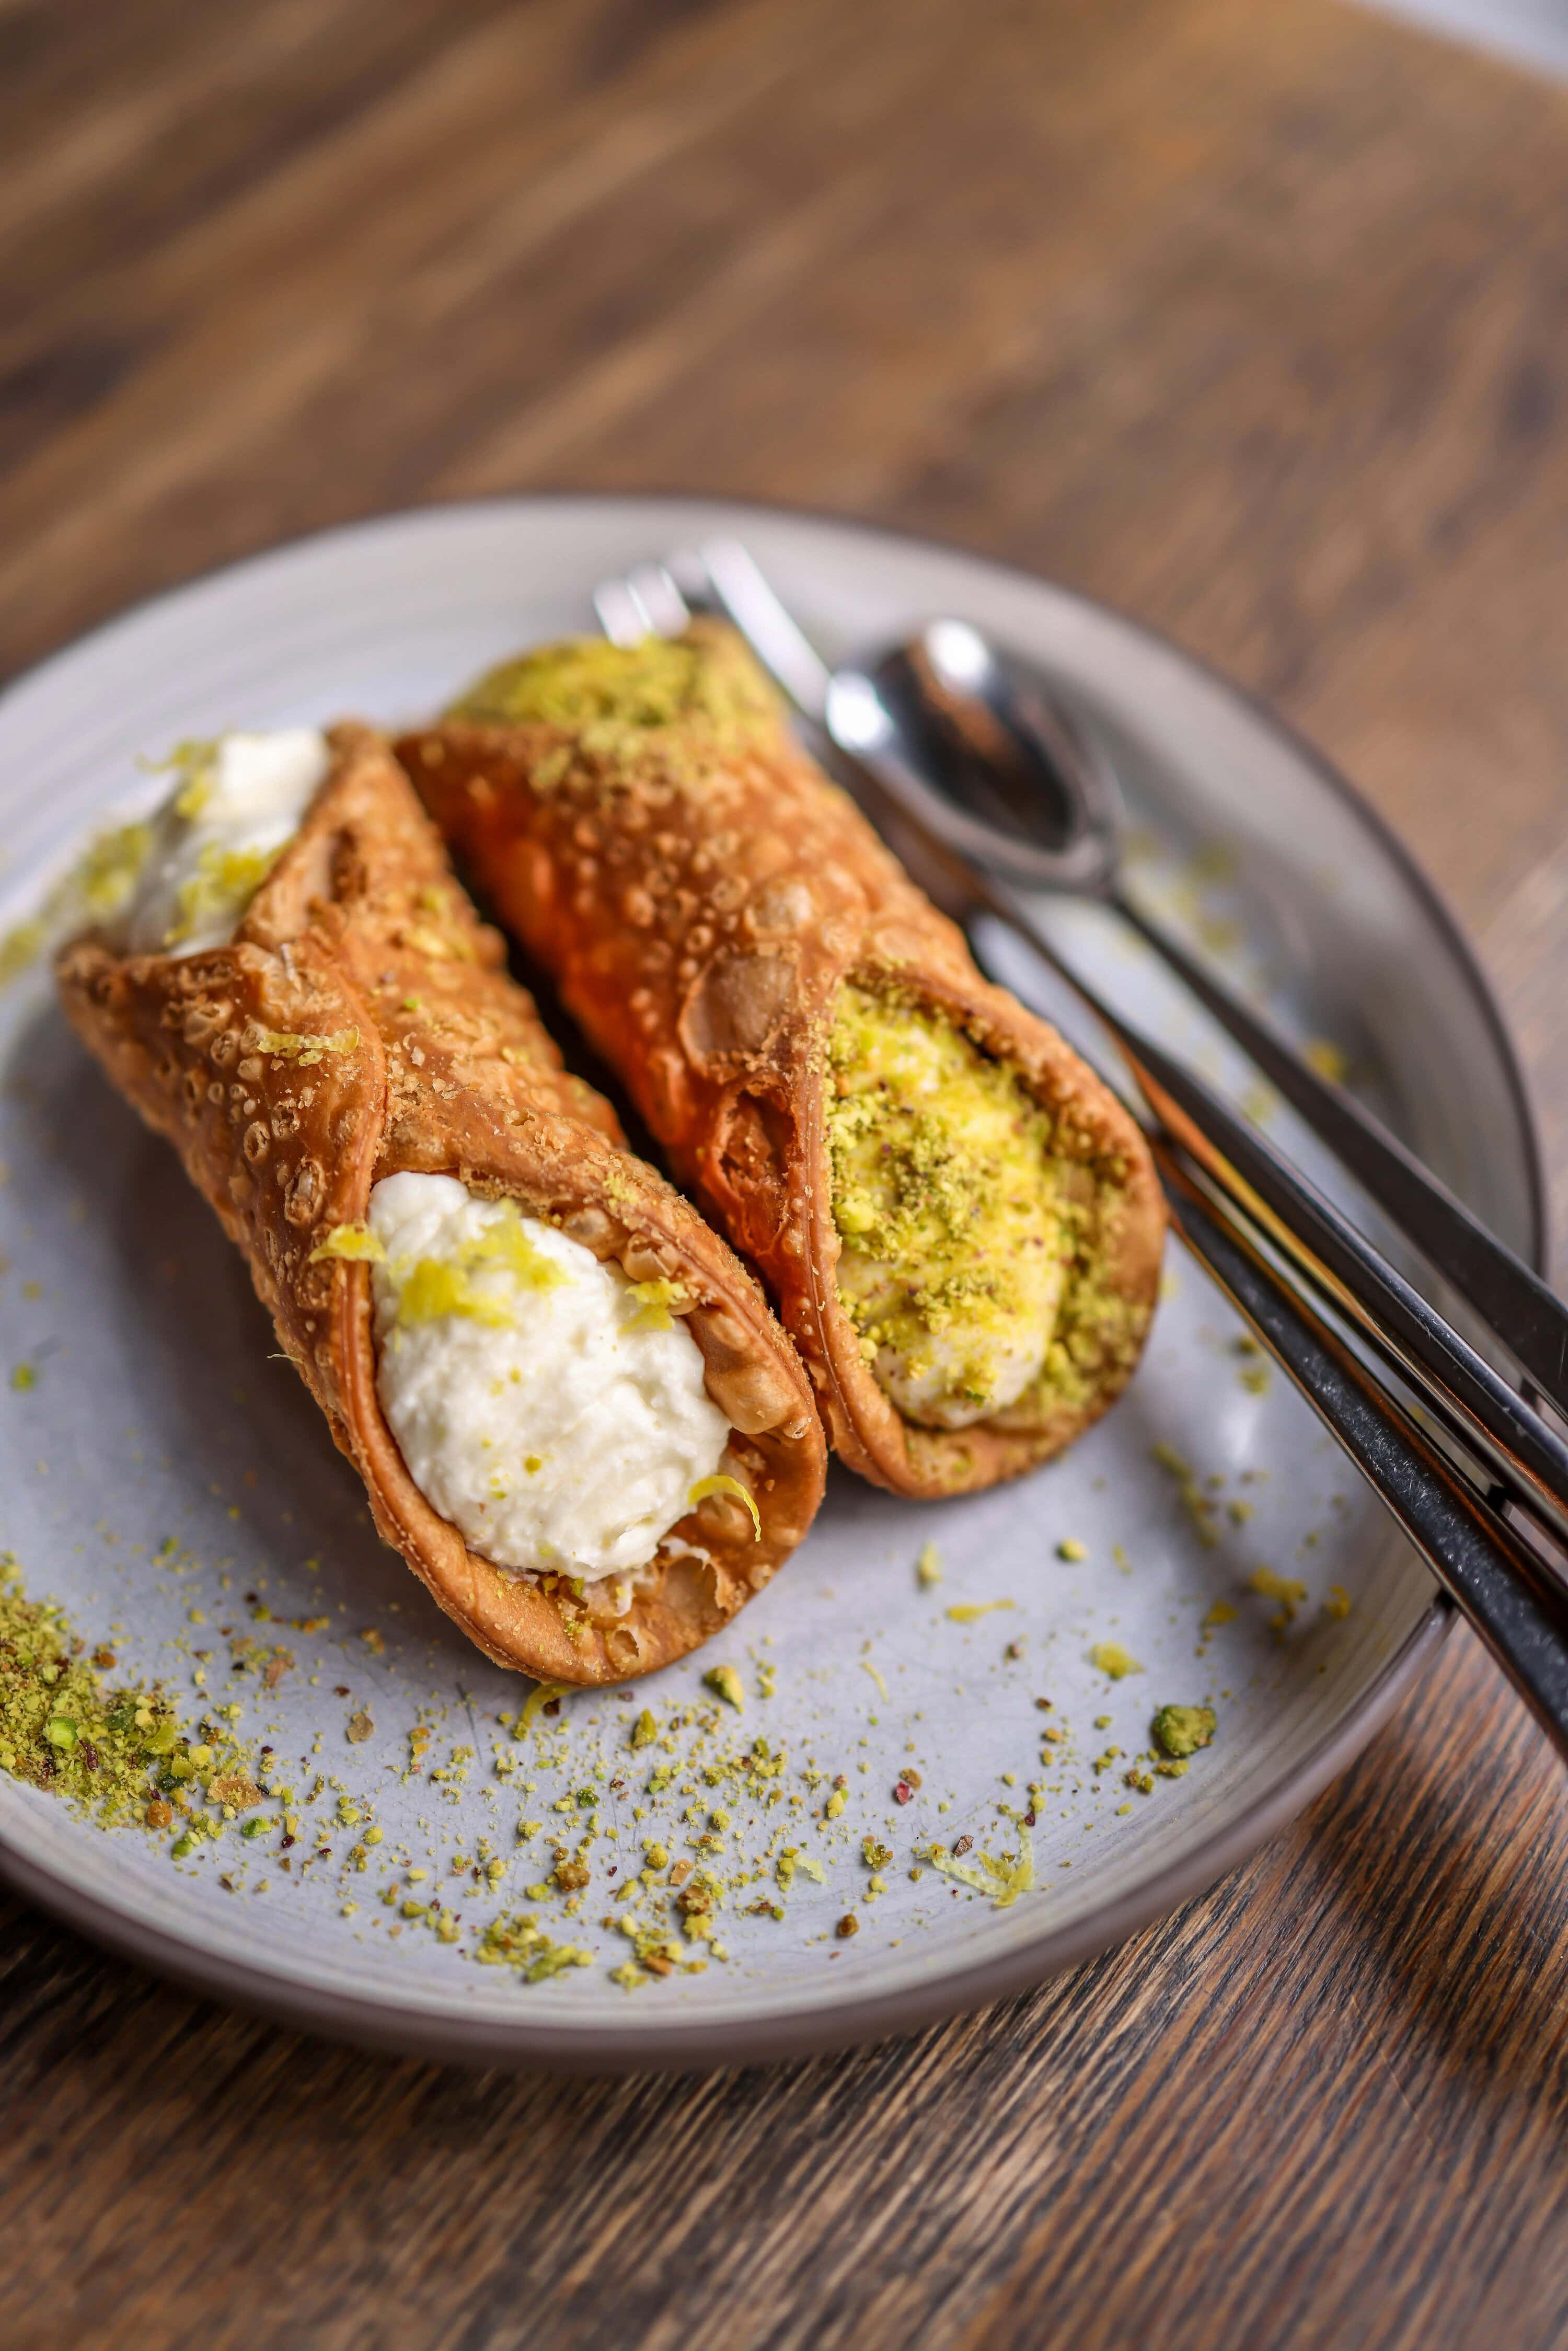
[592,577,649,647]
[626,563,690,638]
[663,547,713,610]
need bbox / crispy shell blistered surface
[55,724,825,1684]
[397,631,1166,1500]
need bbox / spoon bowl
[826,621,1123,897]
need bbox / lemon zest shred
[165,843,284,946]
[944,1600,1014,1624]
[251,1026,360,1061]
[0,820,152,989]
[927,1824,1034,1908]
[308,1223,386,1265]
[0,923,45,988]
[625,1277,690,1332]
[1088,1641,1143,1679]
[136,738,220,821]
[515,1681,573,1740]
[1248,1566,1308,1612]
[462,1205,567,1290]
[688,1474,760,1540]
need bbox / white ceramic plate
[0,498,1541,2070]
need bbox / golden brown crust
[397,629,1165,1500]
[56,724,825,1682]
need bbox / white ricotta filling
[114,729,330,956]
[366,1172,732,1585]
[864,1324,1051,1431]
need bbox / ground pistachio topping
[449,626,779,738]
[1152,1703,1217,1759]
[475,1910,594,1980]
[825,984,1067,1430]
[702,1664,746,1711]
[0,1557,257,1841]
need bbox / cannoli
[399,623,1164,1501]
[57,722,825,1683]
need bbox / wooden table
[6,3,1568,2343]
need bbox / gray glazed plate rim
[0,492,1538,2073]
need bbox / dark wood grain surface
[5,3,1568,2345]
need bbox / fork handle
[1114,888,1568,1420]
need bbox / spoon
[656,540,1568,1425]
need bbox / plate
[0,497,1541,2071]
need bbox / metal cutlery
[594,546,1568,1760]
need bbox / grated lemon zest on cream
[368,1174,729,1582]
[459,1203,568,1290]
[137,736,220,821]
[395,1258,516,1330]
[626,1277,690,1332]
[114,729,330,958]
[166,844,285,946]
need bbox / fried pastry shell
[56,723,825,1684]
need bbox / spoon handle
[1113,888,1568,1421]
[1163,1161,1568,1768]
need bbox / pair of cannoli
[60,626,1162,1685]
